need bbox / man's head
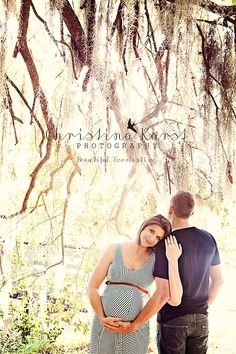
[169,190,195,220]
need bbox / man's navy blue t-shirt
[153,227,220,323]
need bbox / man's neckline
[172,226,195,232]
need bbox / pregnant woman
[88,214,182,354]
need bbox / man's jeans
[156,313,208,354]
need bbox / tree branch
[0,0,56,218]
[6,75,46,157]
[82,0,96,91]
[163,0,236,17]
[30,0,63,55]
[199,0,236,18]
[29,156,70,214]
[4,83,22,145]
[60,40,78,79]
[60,0,87,65]
[111,0,125,37]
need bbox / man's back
[154,226,220,323]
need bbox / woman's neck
[134,241,153,254]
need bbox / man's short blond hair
[171,190,195,218]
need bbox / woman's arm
[165,235,183,306]
[87,243,121,327]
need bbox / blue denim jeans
[156,314,208,354]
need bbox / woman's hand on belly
[104,320,139,334]
[100,316,121,328]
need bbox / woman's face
[140,223,165,248]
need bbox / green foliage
[0,323,61,354]
[140,192,157,217]
[0,288,91,353]
[0,293,62,354]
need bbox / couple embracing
[88,190,223,354]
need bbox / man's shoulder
[154,239,165,254]
[195,227,215,240]
[179,226,214,237]
[173,227,217,244]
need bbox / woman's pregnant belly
[101,286,144,321]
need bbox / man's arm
[208,264,224,305]
[104,277,170,333]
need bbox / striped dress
[89,243,155,354]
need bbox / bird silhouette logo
[127,118,138,134]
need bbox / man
[154,190,223,353]
[105,190,223,354]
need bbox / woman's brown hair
[137,214,171,244]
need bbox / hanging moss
[49,0,66,11]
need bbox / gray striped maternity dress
[90,243,155,354]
